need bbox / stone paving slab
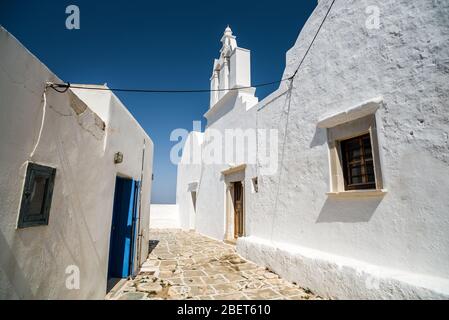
[107,229,322,300]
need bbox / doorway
[107,176,140,289]
[233,181,244,238]
[222,164,246,242]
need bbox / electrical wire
[48,0,336,96]
[50,82,71,93]
[290,0,336,79]
[29,83,49,159]
[49,77,293,94]
[267,0,337,241]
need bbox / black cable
[49,77,292,94]
[50,82,71,93]
[290,0,336,79]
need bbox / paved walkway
[107,229,321,300]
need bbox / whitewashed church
[176,0,449,299]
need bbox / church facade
[177,0,449,299]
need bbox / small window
[18,163,56,228]
[340,134,375,190]
[251,177,258,193]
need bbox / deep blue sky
[0,0,317,203]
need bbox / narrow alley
[106,230,321,300]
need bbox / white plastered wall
[0,27,154,299]
[176,131,204,230]
[237,0,449,299]
[177,0,449,299]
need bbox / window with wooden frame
[323,111,385,195]
[340,134,375,190]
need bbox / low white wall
[150,205,180,229]
[237,236,449,299]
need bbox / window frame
[18,162,56,228]
[340,133,376,190]
[326,114,385,195]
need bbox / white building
[177,1,449,299]
[0,27,154,299]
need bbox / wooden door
[233,181,244,238]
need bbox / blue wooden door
[107,177,140,279]
[128,180,140,275]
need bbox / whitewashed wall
[195,90,258,241]
[0,27,154,299]
[176,132,203,230]
[177,0,449,299]
[71,86,154,278]
[238,0,449,299]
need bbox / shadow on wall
[0,230,34,299]
[206,93,239,126]
[316,197,383,223]
[311,125,383,223]
[310,126,327,148]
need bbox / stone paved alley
[107,229,322,300]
